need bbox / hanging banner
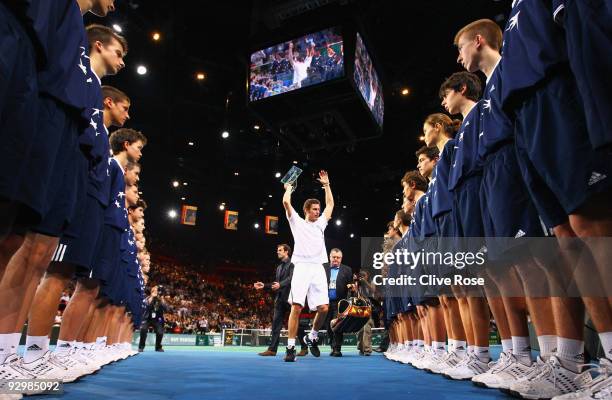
[265,216,278,235]
[224,210,239,230]
[181,205,198,226]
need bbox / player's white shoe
[443,352,490,380]
[472,352,534,389]
[509,356,592,400]
[0,354,35,398]
[429,351,465,374]
[18,352,67,382]
[418,351,447,372]
[551,358,612,400]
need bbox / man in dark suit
[254,244,294,356]
[323,248,353,357]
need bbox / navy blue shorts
[480,144,549,259]
[91,224,121,284]
[0,4,38,220]
[62,152,89,239]
[29,96,82,237]
[564,0,612,149]
[55,194,105,272]
[514,67,612,221]
[451,175,485,238]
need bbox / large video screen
[249,27,344,101]
[354,33,384,127]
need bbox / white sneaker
[419,351,448,372]
[444,352,490,380]
[472,352,534,389]
[401,347,422,365]
[430,351,465,374]
[0,354,34,398]
[551,358,612,400]
[509,356,592,400]
[18,352,66,381]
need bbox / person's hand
[347,283,357,291]
[253,282,264,290]
[284,183,292,191]
[317,170,330,186]
[271,282,280,291]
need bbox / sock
[0,333,21,364]
[556,337,584,373]
[76,341,84,349]
[512,336,532,366]
[432,341,446,355]
[96,337,106,348]
[23,335,47,363]
[455,340,467,357]
[84,342,95,350]
[537,335,558,360]
[501,339,513,354]
[309,330,318,340]
[467,345,474,354]
[416,339,424,349]
[425,344,431,352]
[448,339,455,353]
[287,338,295,348]
[474,345,490,363]
[599,332,612,361]
[54,339,72,355]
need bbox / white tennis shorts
[288,262,329,311]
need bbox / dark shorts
[90,224,121,284]
[564,0,612,149]
[513,67,612,222]
[29,96,82,237]
[451,175,485,238]
[480,144,549,259]
[57,194,105,272]
[0,3,38,220]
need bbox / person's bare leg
[312,304,328,331]
[467,297,490,347]
[287,303,302,340]
[428,304,447,343]
[0,234,25,282]
[457,297,474,345]
[57,279,99,342]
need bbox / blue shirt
[500,0,567,108]
[479,61,514,159]
[431,139,456,218]
[407,194,426,246]
[329,266,339,300]
[420,184,437,239]
[25,0,93,111]
[104,158,128,230]
[448,102,483,191]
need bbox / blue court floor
[45,346,511,400]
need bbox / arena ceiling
[86,0,512,270]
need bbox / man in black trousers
[323,248,353,357]
[139,285,170,352]
[254,244,294,356]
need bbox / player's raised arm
[317,170,334,220]
[282,183,293,218]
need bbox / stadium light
[172,180,179,187]
[275,172,281,178]
[152,32,161,41]
[419,135,425,141]
[401,88,410,96]
[168,209,177,219]
[136,65,147,75]
[196,72,206,81]
[335,219,342,226]
[112,24,122,33]
[253,124,260,130]
[268,194,273,198]
[221,130,230,139]
[254,223,260,229]
[350,233,355,238]
[188,141,194,146]
[219,204,225,210]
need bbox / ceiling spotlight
[259,207,264,211]
[275,172,281,178]
[292,160,298,164]
[419,135,425,141]
[183,182,188,186]
[152,32,161,41]
[364,217,369,221]
[234,172,239,176]
[219,204,225,210]
[401,87,410,96]
[268,194,272,198]
[196,72,206,81]
[188,141,194,146]
[253,124,260,130]
[136,65,147,75]
[221,130,229,139]
[172,181,179,188]
[335,219,342,226]
[342,205,347,209]
[254,223,260,229]
[167,209,177,219]
[350,233,355,238]
[112,24,122,33]
[181,197,186,201]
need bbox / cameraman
[138,285,170,352]
[350,271,377,356]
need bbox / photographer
[138,285,170,352]
[350,271,377,356]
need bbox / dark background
[85,0,512,272]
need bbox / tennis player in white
[282,170,334,362]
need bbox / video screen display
[249,27,344,101]
[354,33,384,127]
